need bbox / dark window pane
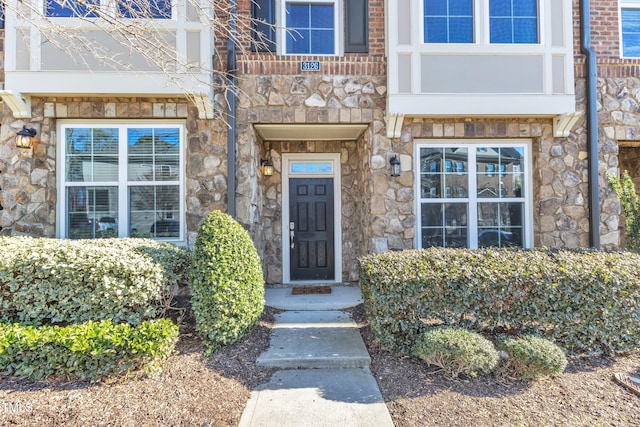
[46,0,98,17]
[449,17,473,42]
[311,5,334,28]
[425,17,448,43]
[489,0,511,17]
[287,4,310,27]
[449,0,472,15]
[425,0,447,15]
[311,30,334,54]
[514,18,537,43]
[287,29,310,54]
[490,18,512,43]
[119,0,171,19]
[514,0,537,17]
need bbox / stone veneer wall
[235,74,386,283]
[0,96,227,242]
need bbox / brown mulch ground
[2,300,640,426]
[0,297,276,427]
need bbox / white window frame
[414,140,533,249]
[420,0,543,47]
[277,0,342,56]
[620,0,640,58]
[56,120,186,242]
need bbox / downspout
[227,0,237,218]
[580,0,600,249]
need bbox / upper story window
[423,0,538,44]
[45,0,172,19]
[489,0,538,43]
[424,0,473,43]
[622,1,640,57]
[285,1,335,54]
[251,0,368,55]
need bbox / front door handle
[289,222,295,249]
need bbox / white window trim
[414,140,533,249]
[420,0,544,47]
[281,153,342,284]
[277,0,342,56]
[56,120,186,243]
[620,0,640,58]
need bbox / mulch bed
[2,299,640,426]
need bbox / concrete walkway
[239,286,394,427]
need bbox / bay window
[416,142,531,248]
[60,123,184,240]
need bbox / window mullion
[468,146,479,248]
[118,126,129,238]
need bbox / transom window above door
[416,142,531,249]
[59,123,184,241]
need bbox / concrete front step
[264,285,363,311]
[238,368,394,427]
[257,311,371,369]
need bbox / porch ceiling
[253,124,368,141]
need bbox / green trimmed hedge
[0,319,178,380]
[190,211,265,354]
[359,248,640,355]
[0,237,190,326]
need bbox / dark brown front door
[289,178,335,281]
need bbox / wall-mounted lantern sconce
[389,155,401,177]
[15,126,37,150]
[261,159,274,177]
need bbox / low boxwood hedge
[358,248,640,355]
[0,318,178,380]
[497,335,567,380]
[0,237,190,326]
[412,327,499,378]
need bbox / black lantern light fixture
[15,126,37,150]
[261,158,274,177]
[389,155,401,177]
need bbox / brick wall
[574,0,640,77]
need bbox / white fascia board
[5,71,212,97]
[388,94,577,117]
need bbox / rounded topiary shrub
[412,327,499,378]
[190,211,265,354]
[498,335,567,380]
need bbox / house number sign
[300,61,321,72]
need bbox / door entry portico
[289,178,335,281]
